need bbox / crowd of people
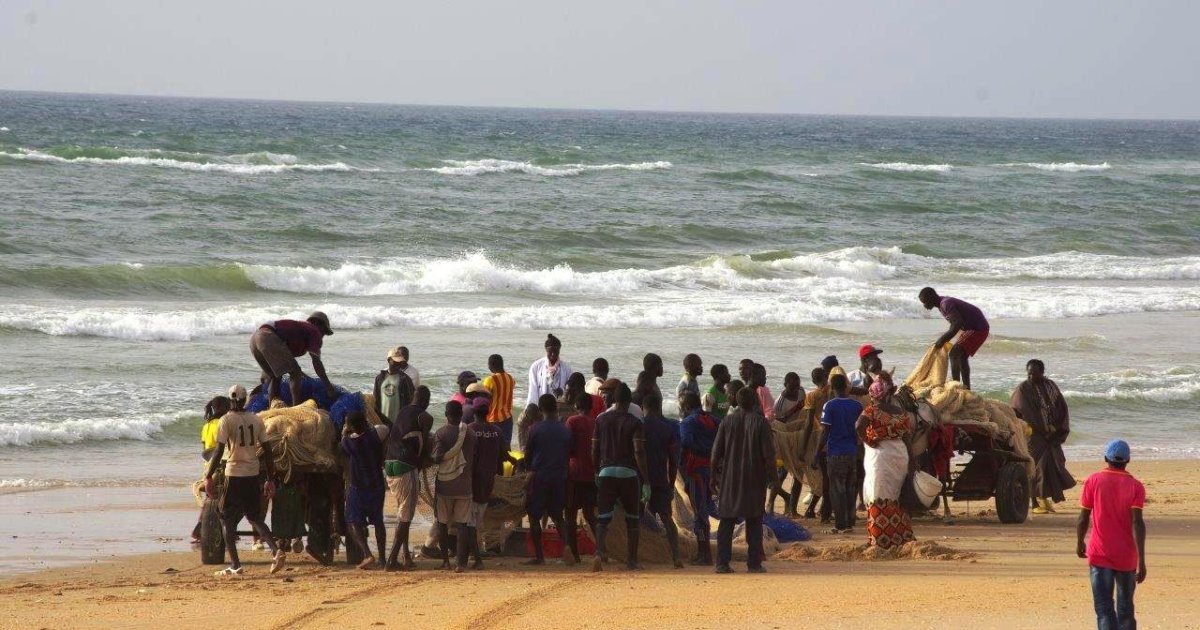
[197,288,1149,629]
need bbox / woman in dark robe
[1010,359,1076,513]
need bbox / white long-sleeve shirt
[526,357,573,406]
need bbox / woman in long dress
[856,375,915,548]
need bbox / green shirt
[705,385,730,419]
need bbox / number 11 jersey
[217,410,267,477]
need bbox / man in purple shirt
[249,311,337,405]
[919,288,989,390]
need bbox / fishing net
[904,346,1033,474]
[260,399,338,482]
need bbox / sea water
[1,91,1198,493]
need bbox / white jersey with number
[217,410,266,477]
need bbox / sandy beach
[2,459,1196,630]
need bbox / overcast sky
[2,0,1197,119]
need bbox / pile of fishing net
[406,467,533,551]
[904,345,1033,474]
[775,540,976,562]
[260,399,338,482]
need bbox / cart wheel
[995,462,1030,524]
[199,498,226,565]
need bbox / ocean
[1,90,1199,494]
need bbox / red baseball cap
[858,344,882,360]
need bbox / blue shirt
[341,428,385,490]
[821,397,864,457]
[642,415,681,488]
[526,418,573,480]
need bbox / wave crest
[861,162,953,172]
[426,159,671,176]
[1004,162,1111,172]
[0,146,367,174]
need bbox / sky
[1,0,1197,119]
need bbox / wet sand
[1,460,1197,629]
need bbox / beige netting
[904,346,1033,474]
[260,399,338,482]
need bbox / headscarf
[869,373,894,401]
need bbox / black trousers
[716,516,763,568]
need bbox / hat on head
[599,377,622,391]
[228,384,247,401]
[387,346,405,362]
[1104,439,1131,463]
[307,311,333,336]
[457,371,478,386]
[858,344,882,360]
[820,355,839,371]
[465,382,489,395]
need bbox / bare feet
[358,556,376,570]
[591,555,603,572]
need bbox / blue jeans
[497,418,514,451]
[1090,565,1137,630]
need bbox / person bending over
[919,287,989,390]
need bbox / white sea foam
[426,159,671,176]
[861,162,953,172]
[0,148,366,174]
[1061,368,1200,403]
[3,278,1199,341]
[0,412,185,447]
[1005,162,1111,172]
[241,248,1200,298]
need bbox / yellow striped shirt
[482,371,515,423]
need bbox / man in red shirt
[1076,439,1147,630]
[564,390,598,564]
[249,311,336,406]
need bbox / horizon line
[2,88,1198,124]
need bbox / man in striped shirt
[483,354,516,448]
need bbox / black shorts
[596,476,640,520]
[220,475,263,524]
[647,485,673,516]
[566,479,597,511]
[526,474,566,520]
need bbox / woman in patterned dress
[856,374,916,548]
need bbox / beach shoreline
[2,459,1196,629]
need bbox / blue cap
[1104,439,1131,463]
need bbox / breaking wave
[0,146,368,174]
[425,159,671,176]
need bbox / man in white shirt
[204,384,286,577]
[393,345,421,388]
[527,334,573,406]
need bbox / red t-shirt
[564,413,597,482]
[1080,468,1145,572]
[271,319,323,357]
[589,394,606,420]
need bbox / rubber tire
[199,498,226,565]
[995,462,1030,524]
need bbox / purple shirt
[939,297,989,331]
[271,319,324,357]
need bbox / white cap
[228,384,247,401]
